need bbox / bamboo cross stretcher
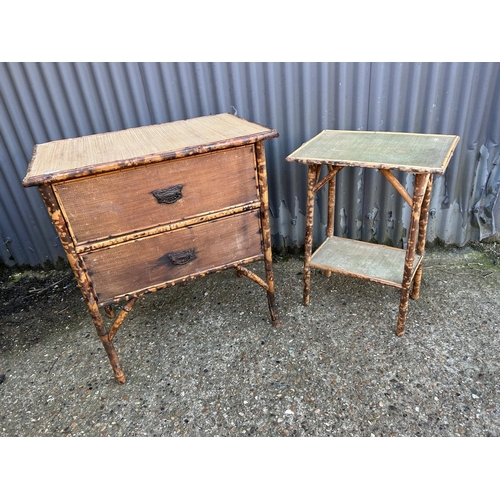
[286,130,460,336]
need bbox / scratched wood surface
[23,113,278,186]
[310,236,423,287]
[286,130,459,174]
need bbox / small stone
[285,409,294,415]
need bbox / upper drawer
[53,145,258,244]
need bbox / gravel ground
[1,243,499,437]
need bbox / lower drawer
[81,210,263,304]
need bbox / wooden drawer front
[54,145,258,244]
[82,210,263,304]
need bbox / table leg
[324,165,337,278]
[255,142,279,326]
[303,164,321,306]
[396,173,430,336]
[39,184,127,384]
[411,175,434,300]
[85,298,126,384]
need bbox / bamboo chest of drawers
[23,113,279,384]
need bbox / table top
[286,130,460,174]
[23,113,278,187]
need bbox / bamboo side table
[286,130,460,336]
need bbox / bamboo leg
[303,164,321,306]
[314,164,322,184]
[38,185,127,384]
[411,175,434,300]
[255,142,279,327]
[396,173,430,336]
[324,165,337,278]
[85,299,126,383]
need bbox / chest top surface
[286,130,459,174]
[23,113,278,187]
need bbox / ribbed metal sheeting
[1,62,499,267]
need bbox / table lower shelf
[310,236,423,288]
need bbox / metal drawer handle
[166,248,197,265]
[152,184,183,204]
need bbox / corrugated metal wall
[1,62,499,267]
